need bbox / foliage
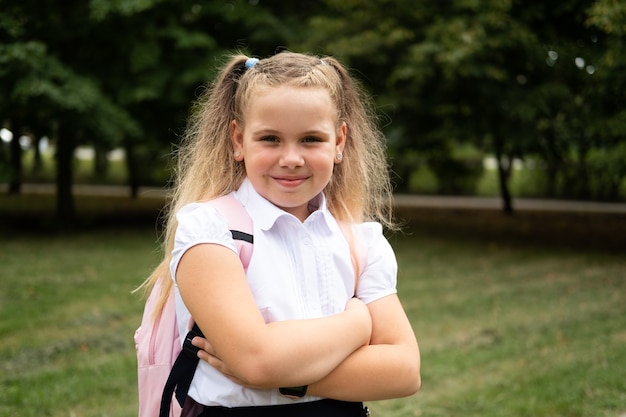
[295,0,626,203]
[1,0,625,217]
[0,0,297,215]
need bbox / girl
[141,51,420,416]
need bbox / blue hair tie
[245,58,259,69]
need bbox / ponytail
[137,50,396,309]
[135,55,251,309]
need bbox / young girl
[141,51,420,416]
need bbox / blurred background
[1,0,625,220]
[1,2,625,417]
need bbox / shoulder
[176,201,227,225]
[351,222,398,303]
[352,221,383,239]
[174,202,233,244]
[351,222,396,266]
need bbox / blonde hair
[137,51,395,312]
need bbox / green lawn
[0,196,624,417]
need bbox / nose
[279,145,304,169]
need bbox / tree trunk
[575,145,590,199]
[93,142,109,180]
[56,124,76,223]
[545,158,558,197]
[494,136,514,214]
[32,135,43,173]
[543,129,560,198]
[8,124,22,195]
[124,138,140,199]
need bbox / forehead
[244,85,338,120]
[243,86,338,131]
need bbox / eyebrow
[252,128,331,136]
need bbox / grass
[0,194,625,417]
[384,234,625,417]
[0,227,162,417]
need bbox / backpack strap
[160,194,253,417]
[160,323,203,415]
[338,222,366,296]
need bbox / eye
[260,135,279,143]
[302,136,321,143]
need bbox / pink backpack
[134,194,253,417]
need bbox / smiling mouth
[273,176,308,188]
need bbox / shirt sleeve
[170,202,238,284]
[353,222,398,304]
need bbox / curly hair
[138,51,395,312]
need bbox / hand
[191,337,237,381]
[345,297,372,345]
[191,337,264,389]
[345,296,367,312]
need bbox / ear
[230,120,244,161]
[334,122,347,163]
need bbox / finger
[191,336,207,348]
[192,336,215,354]
[197,349,210,362]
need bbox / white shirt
[170,178,398,407]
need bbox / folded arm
[307,293,421,401]
[193,292,420,400]
[176,243,372,388]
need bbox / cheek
[243,149,273,172]
[313,154,337,175]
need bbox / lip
[272,176,309,188]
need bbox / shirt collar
[235,178,338,233]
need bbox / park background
[1,1,625,416]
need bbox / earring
[336,153,343,162]
[234,151,241,158]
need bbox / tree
[3,0,623,224]
[300,0,544,211]
[0,0,301,219]
[298,0,624,208]
[584,0,626,200]
[1,2,140,221]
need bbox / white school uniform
[170,178,398,407]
